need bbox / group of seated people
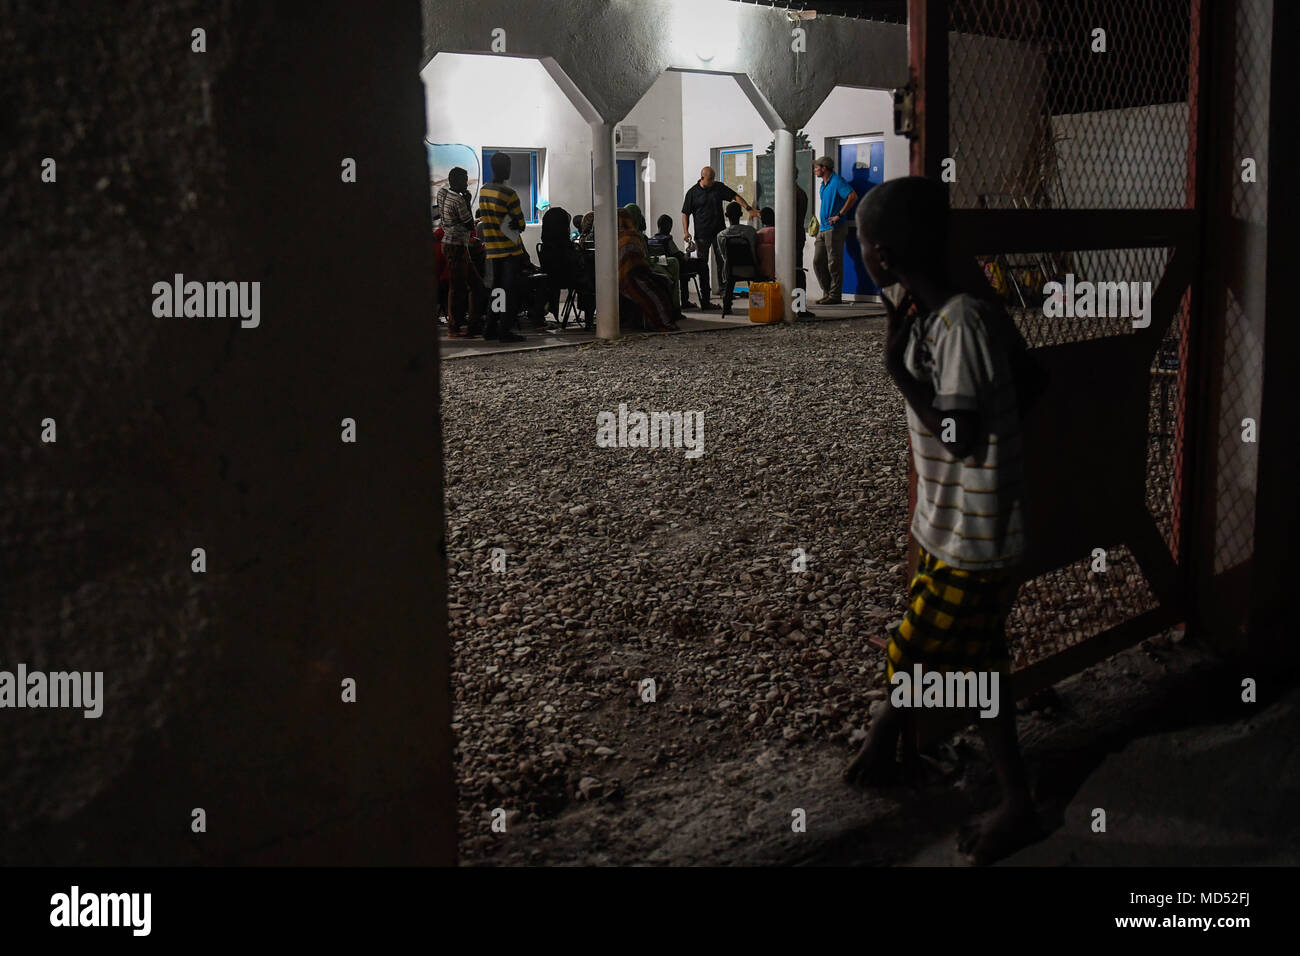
[541,202,695,333]
[435,197,783,338]
[607,201,781,329]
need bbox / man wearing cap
[812,155,858,305]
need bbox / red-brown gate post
[904,0,948,586]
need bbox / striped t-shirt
[436,185,474,246]
[478,181,526,260]
[903,293,1026,571]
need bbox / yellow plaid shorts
[886,548,1018,681]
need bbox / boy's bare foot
[842,740,905,788]
[900,750,945,787]
[845,699,908,788]
[957,802,1044,865]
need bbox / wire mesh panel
[937,0,1198,665]
[948,0,1191,211]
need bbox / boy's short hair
[657,214,673,234]
[725,201,742,224]
[489,151,512,182]
[760,206,775,227]
[856,176,948,270]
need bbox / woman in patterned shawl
[617,208,679,332]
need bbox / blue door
[616,159,638,210]
[840,140,885,296]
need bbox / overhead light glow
[670,0,740,69]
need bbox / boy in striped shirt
[479,152,528,342]
[842,176,1042,865]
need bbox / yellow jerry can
[747,281,783,324]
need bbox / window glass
[482,149,540,223]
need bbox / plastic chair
[716,235,762,317]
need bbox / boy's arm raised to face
[883,302,982,459]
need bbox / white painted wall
[948,33,1047,210]
[421,54,587,223]
[1050,103,1189,212]
[621,71,684,233]
[1050,103,1188,290]
[806,85,906,193]
[422,56,904,297]
[682,73,904,295]
[421,54,684,231]
[806,88,904,297]
[680,71,772,195]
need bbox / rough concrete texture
[998,683,1300,866]
[2,2,454,863]
[421,0,908,129]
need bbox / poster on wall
[426,141,481,225]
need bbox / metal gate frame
[888,0,1210,700]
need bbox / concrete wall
[806,85,909,198]
[1050,103,1189,288]
[421,0,908,130]
[424,55,903,294]
[2,1,454,864]
[624,71,685,230]
[422,54,587,219]
[680,73,769,194]
[422,58,684,232]
[681,73,903,292]
[947,32,1047,209]
[1050,103,1190,211]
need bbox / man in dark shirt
[681,166,754,310]
[794,180,813,317]
[795,181,809,271]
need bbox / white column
[774,128,797,324]
[591,121,620,341]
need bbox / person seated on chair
[514,241,552,332]
[714,202,764,315]
[714,201,761,303]
[570,214,584,242]
[539,205,587,322]
[756,206,777,281]
[618,208,680,332]
[715,201,759,268]
[624,203,681,310]
[652,214,704,310]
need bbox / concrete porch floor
[440,299,886,359]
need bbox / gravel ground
[440,318,1182,865]
[444,318,914,862]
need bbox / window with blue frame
[481,148,541,224]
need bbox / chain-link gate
[893,0,1206,696]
